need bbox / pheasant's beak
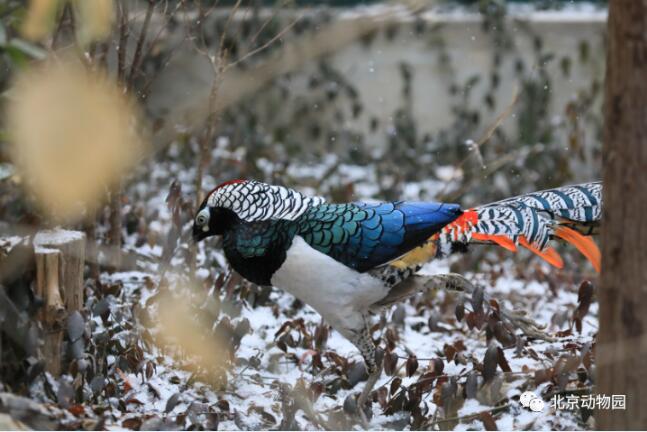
[192,224,208,243]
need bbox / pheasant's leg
[351,316,382,428]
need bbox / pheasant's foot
[348,317,381,429]
[355,368,379,428]
[357,404,369,429]
[420,273,556,342]
[498,308,555,342]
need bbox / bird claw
[358,408,370,429]
[425,273,556,342]
[499,307,555,342]
[355,393,371,429]
[354,370,378,429]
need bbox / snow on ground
[98,260,596,430]
[72,148,599,431]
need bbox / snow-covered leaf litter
[63,149,599,431]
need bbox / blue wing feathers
[297,201,461,272]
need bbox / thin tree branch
[249,1,288,46]
[128,0,156,87]
[226,13,302,70]
[436,84,520,200]
[116,0,129,83]
[51,2,73,51]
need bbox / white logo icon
[520,391,545,412]
[529,398,545,412]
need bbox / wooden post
[33,229,86,375]
[34,247,65,375]
[34,230,86,312]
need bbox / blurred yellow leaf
[73,0,114,47]
[22,0,62,42]
[157,292,228,374]
[23,0,114,46]
[7,58,147,222]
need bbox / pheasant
[192,179,602,423]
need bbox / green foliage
[0,3,47,72]
[0,3,47,152]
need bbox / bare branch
[116,0,129,83]
[194,0,222,49]
[437,84,520,200]
[143,0,179,61]
[213,0,243,71]
[227,13,302,70]
[51,2,73,51]
[137,1,187,100]
[150,6,411,149]
[128,0,156,88]
[193,0,241,207]
[249,1,289,46]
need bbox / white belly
[270,236,388,331]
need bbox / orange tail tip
[519,236,564,269]
[554,226,601,273]
[472,233,518,252]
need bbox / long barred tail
[437,182,602,272]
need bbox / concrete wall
[335,10,605,136]
[147,6,606,180]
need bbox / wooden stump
[33,229,86,375]
[34,247,64,375]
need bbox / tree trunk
[597,0,647,429]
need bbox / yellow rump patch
[390,239,438,269]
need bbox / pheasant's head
[192,204,215,242]
[192,179,247,242]
[192,179,325,242]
